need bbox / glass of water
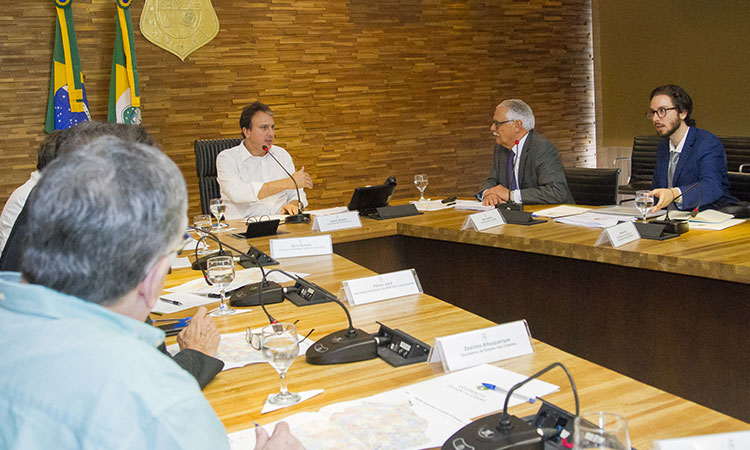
[262,323,302,406]
[414,174,429,203]
[209,198,227,229]
[573,412,630,450]
[206,255,236,316]
[193,214,213,254]
[635,190,654,222]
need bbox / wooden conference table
[159,204,749,448]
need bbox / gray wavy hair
[22,136,187,306]
[500,99,535,130]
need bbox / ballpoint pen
[158,297,183,306]
[481,383,536,404]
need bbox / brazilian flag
[108,0,141,124]
[45,0,91,133]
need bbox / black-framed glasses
[646,107,678,119]
[492,119,513,127]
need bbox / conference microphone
[442,362,579,450]
[304,294,378,365]
[189,227,283,323]
[651,182,703,234]
[262,145,311,224]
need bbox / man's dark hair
[57,122,156,157]
[37,130,63,171]
[650,84,696,127]
[239,101,273,136]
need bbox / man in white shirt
[217,102,313,219]
[0,130,61,253]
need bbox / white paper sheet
[533,205,590,218]
[166,330,313,371]
[554,212,630,228]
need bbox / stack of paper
[554,212,630,228]
[228,364,559,450]
[454,200,494,211]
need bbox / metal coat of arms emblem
[140,0,219,61]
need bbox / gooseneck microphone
[664,182,703,220]
[652,182,703,234]
[262,145,311,224]
[190,227,281,324]
[442,362,579,450]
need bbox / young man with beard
[647,84,737,211]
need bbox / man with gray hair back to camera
[477,99,573,206]
[0,136,302,449]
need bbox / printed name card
[341,269,423,306]
[461,209,505,231]
[595,221,640,248]
[269,234,333,259]
[428,320,534,372]
[311,211,362,232]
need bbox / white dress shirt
[0,170,40,253]
[216,141,308,219]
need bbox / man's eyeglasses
[492,119,513,127]
[645,107,678,119]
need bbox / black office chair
[564,167,621,206]
[615,135,661,203]
[194,138,242,214]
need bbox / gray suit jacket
[477,129,574,204]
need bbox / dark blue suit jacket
[651,127,737,210]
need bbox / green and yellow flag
[45,0,91,133]
[108,0,141,124]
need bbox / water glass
[262,323,301,406]
[414,174,429,202]
[206,255,236,316]
[209,198,227,229]
[635,190,654,222]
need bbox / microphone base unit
[442,414,542,450]
[284,213,311,224]
[229,281,284,307]
[650,218,689,234]
[374,322,431,367]
[305,328,378,365]
[191,250,232,271]
[238,246,279,269]
[284,280,337,306]
[496,202,524,212]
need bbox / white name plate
[428,320,534,372]
[595,221,640,248]
[269,234,333,259]
[311,211,362,232]
[341,269,423,306]
[461,209,505,231]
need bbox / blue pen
[152,317,192,328]
[482,383,536,404]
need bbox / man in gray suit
[477,99,573,205]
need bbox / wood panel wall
[0,0,594,217]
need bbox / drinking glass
[635,190,654,222]
[209,198,227,229]
[206,255,236,316]
[193,214,213,255]
[573,412,631,450]
[414,174,429,202]
[261,323,302,406]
